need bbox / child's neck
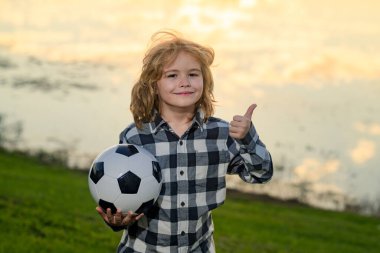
[161,110,194,137]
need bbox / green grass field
[0,150,379,253]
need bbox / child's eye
[166,74,177,78]
[189,73,200,77]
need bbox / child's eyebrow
[163,68,201,73]
[189,68,202,72]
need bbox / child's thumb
[244,104,257,119]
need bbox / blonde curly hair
[130,31,216,128]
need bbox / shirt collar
[150,109,205,134]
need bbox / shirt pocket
[194,149,228,192]
[195,148,229,166]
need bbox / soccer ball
[88,144,162,214]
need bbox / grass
[0,150,379,253]
[0,150,120,253]
[214,192,380,252]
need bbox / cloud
[350,139,376,164]
[279,50,380,86]
[354,122,380,136]
[293,158,340,182]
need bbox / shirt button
[179,140,183,145]
[180,170,184,176]
[181,231,185,236]
[181,201,185,207]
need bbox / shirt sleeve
[226,123,273,184]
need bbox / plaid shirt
[115,111,273,253]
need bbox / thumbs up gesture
[229,104,257,140]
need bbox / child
[96,31,273,253]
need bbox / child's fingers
[230,120,249,132]
[96,207,144,226]
[95,206,104,215]
[135,213,144,221]
[229,120,240,128]
[231,117,251,128]
[229,119,251,139]
[232,115,245,122]
[96,206,108,221]
[121,211,140,225]
[106,208,114,222]
[114,209,123,224]
[229,125,239,134]
[229,128,241,139]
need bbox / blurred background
[1,0,380,215]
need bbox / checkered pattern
[114,111,273,253]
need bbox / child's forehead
[162,51,201,68]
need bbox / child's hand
[96,206,144,227]
[229,104,257,140]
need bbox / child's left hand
[229,103,257,140]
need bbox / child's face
[156,51,203,114]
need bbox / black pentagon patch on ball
[118,171,141,194]
[90,162,104,184]
[116,145,139,157]
[99,199,117,214]
[135,199,155,214]
[152,161,162,183]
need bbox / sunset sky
[1,0,379,210]
[1,0,379,73]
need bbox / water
[1,0,380,214]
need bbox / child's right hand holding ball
[96,206,144,227]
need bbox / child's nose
[179,75,191,87]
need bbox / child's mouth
[175,92,194,96]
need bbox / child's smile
[174,91,194,95]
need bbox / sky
[1,0,380,212]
